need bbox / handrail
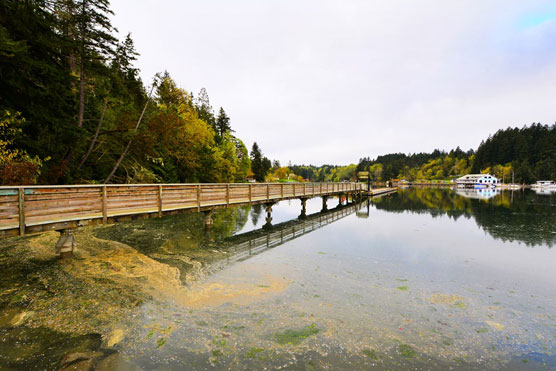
[0,182,363,237]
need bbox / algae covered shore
[0,207,250,370]
[1,193,556,370]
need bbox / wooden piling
[18,187,25,236]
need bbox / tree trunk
[77,43,85,127]
[77,100,107,169]
[104,85,155,184]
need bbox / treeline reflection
[372,188,556,248]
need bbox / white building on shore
[455,174,499,188]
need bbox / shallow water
[1,188,556,370]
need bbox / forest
[1,2,554,186]
[0,0,256,185]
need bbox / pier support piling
[55,229,77,259]
[321,196,329,212]
[299,198,308,219]
[263,202,275,229]
[203,210,214,230]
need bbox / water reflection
[202,203,360,275]
[373,188,556,247]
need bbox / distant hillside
[356,123,556,183]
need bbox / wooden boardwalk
[0,182,364,237]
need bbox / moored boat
[531,180,556,190]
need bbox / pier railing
[0,182,363,237]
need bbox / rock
[106,328,125,347]
[59,358,94,371]
[96,352,137,371]
[61,351,103,366]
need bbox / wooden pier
[0,182,364,240]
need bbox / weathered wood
[18,188,25,235]
[102,186,107,224]
[0,182,364,235]
[197,185,201,211]
[157,185,163,217]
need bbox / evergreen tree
[215,107,232,138]
[195,88,216,130]
[250,142,265,182]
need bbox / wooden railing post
[266,184,270,200]
[18,187,25,236]
[293,184,296,197]
[320,183,323,194]
[304,183,306,196]
[248,184,252,203]
[197,185,201,211]
[281,183,284,198]
[157,185,163,217]
[226,184,230,206]
[102,186,107,224]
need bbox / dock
[0,182,366,257]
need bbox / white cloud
[111,0,556,165]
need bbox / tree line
[0,0,269,185]
[356,123,556,184]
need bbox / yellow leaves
[0,111,25,164]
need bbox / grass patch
[396,286,409,291]
[273,323,320,345]
[476,328,488,334]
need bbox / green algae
[397,286,409,291]
[362,348,378,360]
[451,301,467,309]
[273,323,320,345]
[476,328,489,333]
[246,347,265,359]
[399,344,416,358]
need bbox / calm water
[1,188,556,370]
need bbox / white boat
[531,181,556,190]
[498,183,522,190]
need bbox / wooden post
[267,184,270,200]
[197,185,201,211]
[293,184,296,197]
[226,184,230,206]
[102,186,107,224]
[304,183,306,196]
[281,183,284,198]
[18,187,25,236]
[320,183,323,195]
[157,185,163,217]
[249,184,252,203]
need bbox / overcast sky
[111,0,556,166]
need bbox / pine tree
[215,107,232,138]
[250,142,264,182]
[195,88,216,130]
